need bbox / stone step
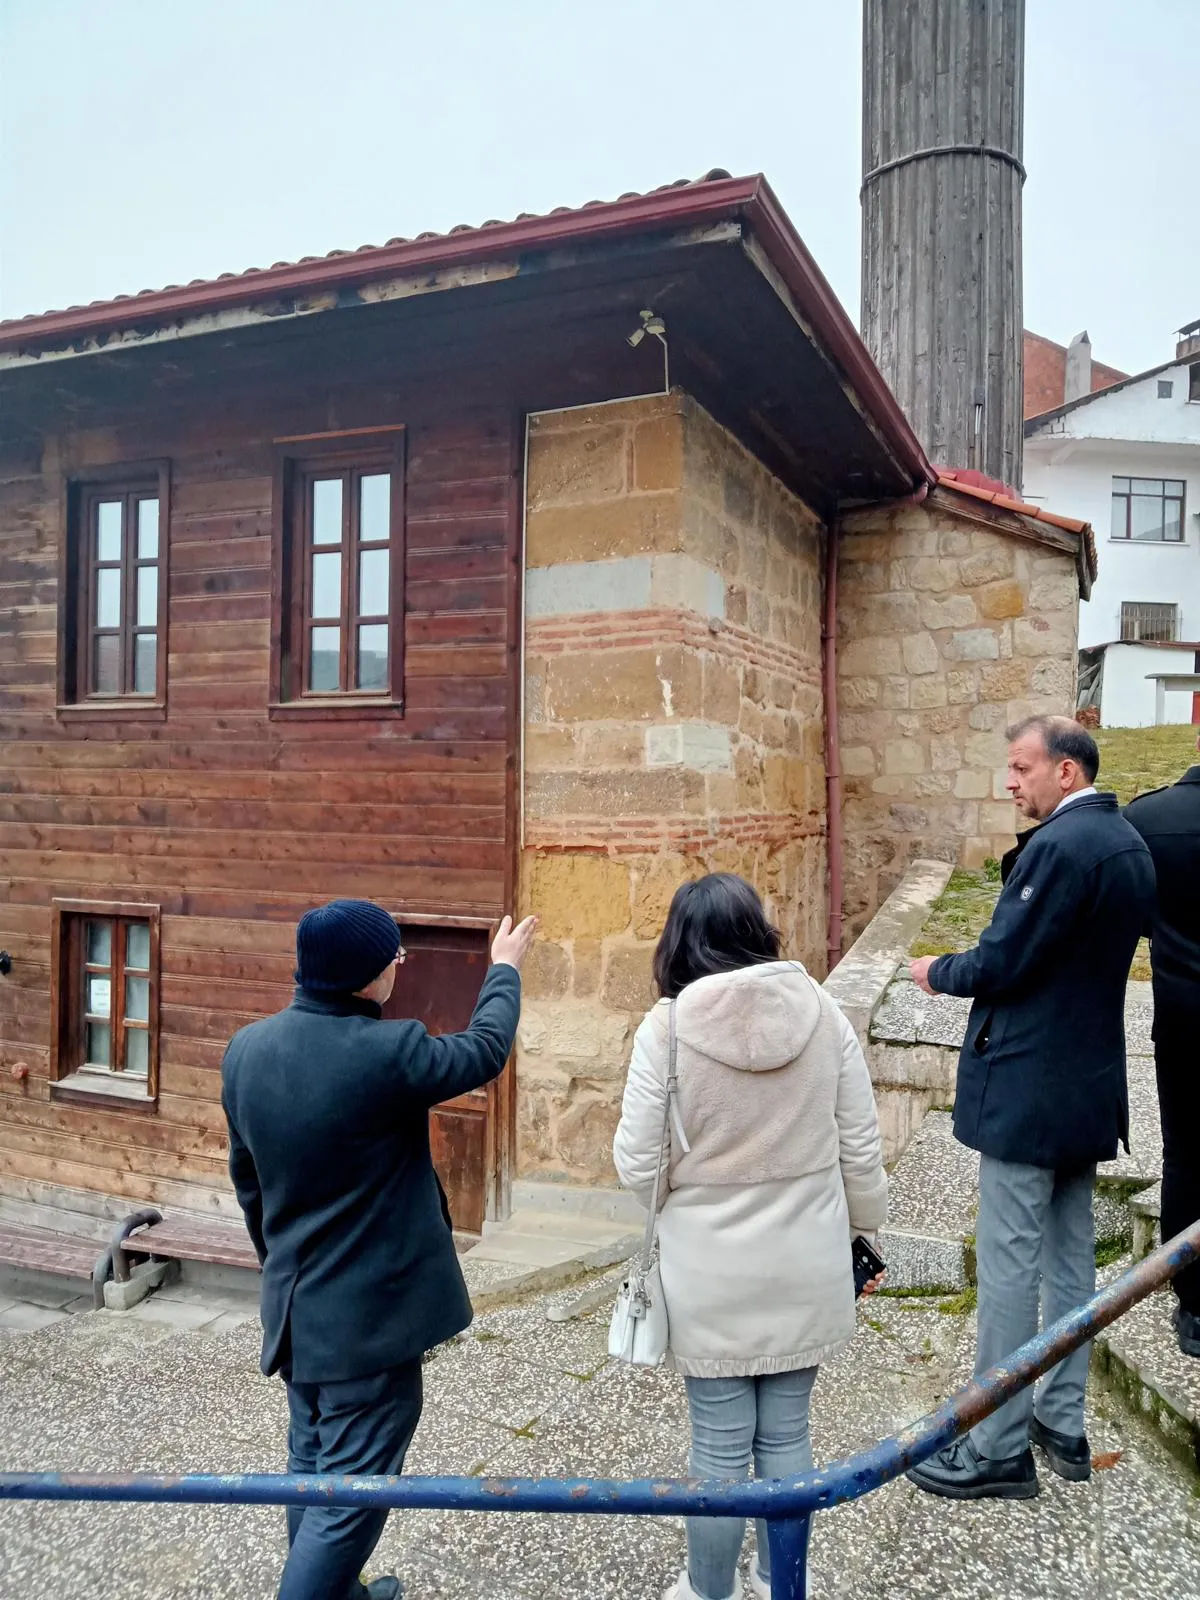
[1131,1181,1162,1259]
[1092,1259,1200,1475]
[461,1199,640,1307]
[509,1179,645,1227]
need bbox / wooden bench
[119,1214,261,1276]
[0,1221,108,1307]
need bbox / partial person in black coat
[905,716,1154,1502]
[222,899,536,1600]
[1125,736,1200,1358]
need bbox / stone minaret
[861,0,1026,488]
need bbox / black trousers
[278,1360,424,1600]
[1155,1008,1200,1316]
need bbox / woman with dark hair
[613,873,887,1600]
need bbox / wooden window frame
[57,462,170,721]
[1109,476,1186,544]
[1119,601,1180,644]
[50,899,161,1112]
[270,428,406,720]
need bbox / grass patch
[474,1330,509,1344]
[935,1285,978,1316]
[1094,724,1197,806]
[910,863,1001,958]
[1095,1236,1128,1270]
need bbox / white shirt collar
[1052,786,1097,815]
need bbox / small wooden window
[1120,601,1179,643]
[273,432,405,710]
[60,465,170,709]
[1110,477,1185,543]
[51,901,160,1107]
[1190,363,1200,404]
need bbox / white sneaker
[662,1571,737,1600]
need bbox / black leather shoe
[1030,1415,1091,1481]
[364,1580,402,1600]
[906,1435,1039,1500]
[1173,1305,1200,1359]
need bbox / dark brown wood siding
[0,359,519,1214]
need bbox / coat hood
[671,960,823,1073]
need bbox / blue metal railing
[2,1222,1198,1600]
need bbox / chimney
[861,0,1026,487]
[1064,331,1092,403]
[1177,320,1200,361]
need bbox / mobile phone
[852,1235,887,1298]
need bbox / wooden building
[0,174,1094,1251]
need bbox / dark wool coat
[930,793,1155,1170]
[221,964,520,1383]
[1124,765,1200,1021]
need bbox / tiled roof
[935,467,1097,583]
[0,172,737,333]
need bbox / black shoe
[1173,1305,1200,1359]
[906,1435,1039,1500]
[1030,1416,1091,1482]
[364,1580,402,1600]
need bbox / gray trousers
[971,1154,1096,1461]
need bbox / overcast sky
[1,0,1195,378]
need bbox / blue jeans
[971,1154,1096,1461]
[279,1361,423,1600]
[684,1369,818,1600]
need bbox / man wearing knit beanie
[221,900,536,1600]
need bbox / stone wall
[518,391,828,1184]
[837,492,1079,941]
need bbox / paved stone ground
[1,1267,1198,1599]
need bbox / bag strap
[638,999,677,1270]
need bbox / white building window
[1110,477,1185,542]
[1120,601,1179,643]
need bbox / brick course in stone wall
[836,496,1080,941]
[518,391,828,1184]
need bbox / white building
[1023,325,1200,727]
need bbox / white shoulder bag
[608,999,684,1368]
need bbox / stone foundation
[518,391,827,1184]
[837,492,1079,941]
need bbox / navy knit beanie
[295,899,401,995]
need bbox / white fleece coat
[612,961,888,1377]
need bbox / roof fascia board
[1025,357,1188,433]
[0,178,762,357]
[928,485,1093,599]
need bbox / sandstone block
[880,676,911,709]
[527,494,681,566]
[540,1004,605,1060]
[528,424,626,507]
[955,769,992,799]
[580,725,645,767]
[945,629,1000,662]
[912,773,953,797]
[633,415,683,491]
[977,581,1026,621]
[959,545,1015,586]
[842,559,888,595]
[547,645,701,723]
[526,767,706,818]
[842,745,877,777]
[522,941,571,1000]
[938,528,973,557]
[911,678,948,709]
[981,801,1019,833]
[921,594,979,630]
[889,803,929,832]
[518,1012,548,1054]
[525,726,580,771]
[723,466,757,525]
[841,636,903,677]
[947,669,979,704]
[1028,572,1079,612]
[525,853,631,940]
[602,945,656,1012]
[925,706,962,734]
[725,583,748,626]
[902,632,940,675]
[968,704,1008,731]
[858,592,923,635]
[884,739,926,775]
[841,676,881,709]
[1014,613,1077,658]
[632,859,701,938]
[964,729,1008,769]
[931,734,962,772]
[551,1079,624,1179]
[573,940,602,998]
[905,556,956,593]
[980,659,1031,702]
[1031,658,1075,699]
[703,658,742,725]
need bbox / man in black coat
[1125,734,1200,1359]
[222,899,535,1600]
[905,715,1154,1500]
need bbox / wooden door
[381,922,503,1237]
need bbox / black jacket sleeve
[929,837,1088,1002]
[223,1094,267,1265]
[395,962,522,1109]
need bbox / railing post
[766,1513,810,1600]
